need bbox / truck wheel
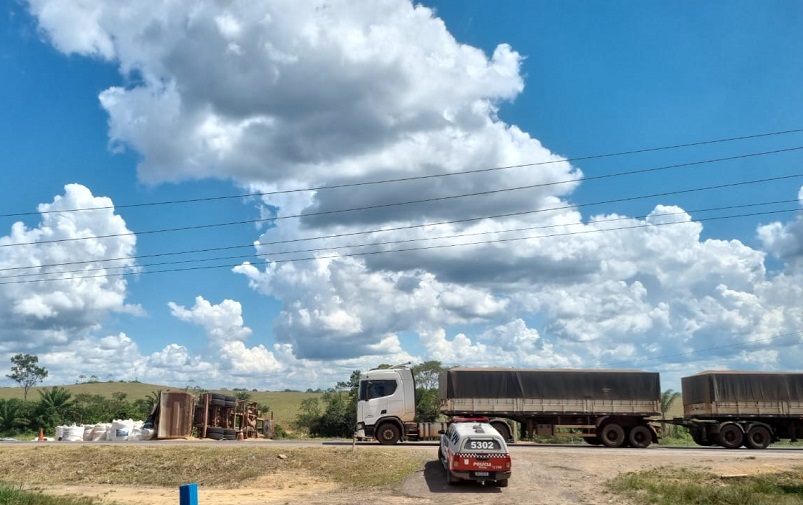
[446,470,461,485]
[490,421,512,443]
[691,428,713,446]
[376,423,401,445]
[600,423,625,448]
[628,425,652,448]
[716,423,743,449]
[494,479,509,488]
[745,426,771,449]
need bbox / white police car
[438,419,511,487]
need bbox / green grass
[0,484,104,505]
[609,467,803,505]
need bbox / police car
[438,419,511,487]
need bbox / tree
[0,398,31,435]
[293,370,361,438]
[660,389,680,435]
[36,386,75,430]
[6,354,48,401]
[411,360,445,390]
[411,361,448,422]
[660,389,681,418]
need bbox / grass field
[0,382,320,432]
[609,466,803,505]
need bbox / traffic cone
[38,428,44,442]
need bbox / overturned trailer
[680,371,803,449]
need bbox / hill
[0,381,321,431]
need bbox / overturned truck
[679,371,803,449]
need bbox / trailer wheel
[716,423,743,449]
[745,425,771,450]
[691,428,714,446]
[628,425,652,448]
[490,420,512,443]
[600,423,625,448]
[376,422,401,445]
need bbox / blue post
[179,483,198,505]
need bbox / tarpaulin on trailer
[682,371,803,405]
[440,368,660,401]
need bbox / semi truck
[355,365,662,448]
[677,371,803,449]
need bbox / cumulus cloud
[757,187,803,268]
[0,184,139,353]
[22,1,803,385]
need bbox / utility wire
[1,197,796,275]
[1,153,801,250]
[1,129,802,218]
[0,205,796,285]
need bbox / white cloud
[21,2,803,386]
[757,189,803,269]
[0,184,139,353]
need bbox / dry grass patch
[0,445,428,490]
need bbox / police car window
[463,438,502,451]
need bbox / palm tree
[660,389,681,437]
[36,386,75,429]
[0,399,30,435]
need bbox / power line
[1,197,797,276]
[1,129,802,218]
[2,153,801,250]
[1,204,797,285]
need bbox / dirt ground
[37,444,803,505]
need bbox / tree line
[1,354,160,437]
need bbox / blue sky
[1,0,802,391]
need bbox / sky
[1,0,802,392]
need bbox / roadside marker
[179,483,198,505]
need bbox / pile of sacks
[55,419,155,442]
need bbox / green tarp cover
[440,368,660,401]
[682,372,803,405]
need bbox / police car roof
[451,422,502,437]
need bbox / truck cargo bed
[440,368,661,416]
[683,371,803,418]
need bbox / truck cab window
[362,379,397,400]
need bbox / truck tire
[716,423,743,449]
[628,425,652,448]
[490,420,512,443]
[376,423,401,445]
[691,427,713,446]
[494,479,509,487]
[600,423,625,448]
[745,425,771,450]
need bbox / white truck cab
[438,420,511,487]
[354,366,416,444]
